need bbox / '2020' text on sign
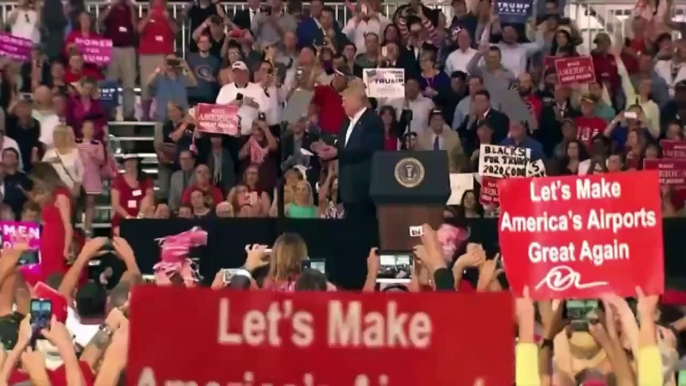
[497,171,663,299]
[128,287,513,385]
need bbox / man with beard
[517,73,542,122]
[537,67,557,107]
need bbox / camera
[301,259,326,274]
[236,93,244,101]
[167,58,180,67]
[376,253,412,283]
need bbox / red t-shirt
[138,11,175,55]
[575,116,606,150]
[621,38,647,75]
[102,3,135,47]
[181,183,225,207]
[64,65,103,83]
[313,85,346,135]
[591,52,619,92]
[63,31,102,58]
[112,175,153,227]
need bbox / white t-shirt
[386,95,435,135]
[215,82,267,135]
[33,109,61,148]
[11,9,40,43]
[445,47,478,75]
[43,148,84,188]
[66,307,100,348]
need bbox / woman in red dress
[111,154,154,235]
[30,162,74,283]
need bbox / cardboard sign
[554,56,596,85]
[0,33,32,62]
[526,159,547,178]
[128,287,514,385]
[447,173,475,205]
[480,176,500,206]
[196,104,240,136]
[478,144,531,178]
[0,221,40,250]
[74,37,113,65]
[643,159,686,191]
[660,140,686,159]
[363,68,405,99]
[498,171,663,299]
[496,0,534,24]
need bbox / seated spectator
[186,34,222,106]
[455,190,483,219]
[286,180,318,219]
[318,163,344,219]
[111,154,154,234]
[558,139,589,175]
[229,164,271,217]
[230,183,262,217]
[181,164,224,208]
[168,150,196,213]
[196,134,235,196]
[65,77,106,141]
[64,51,103,84]
[42,125,84,197]
[189,189,214,218]
[153,202,171,219]
[76,121,105,236]
[178,203,193,218]
[147,55,197,122]
[6,100,40,172]
[578,134,612,175]
[262,233,308,291]
[270,167,303,217]
[239,120,278,194]
[664,120,685,140]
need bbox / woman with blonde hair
[42,125,84,198]
[286,180,318,219]
[29,162,74,283]
[262,233,309,291]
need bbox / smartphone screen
[30,299,52,331]
[381,46,388,57]
[377,254,412,283]
[17,250,40,266]
[301,259,326,274]
[625,111,638,119]
[223,268,242,283]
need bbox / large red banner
[643,159,686,191]
[128,287,514,385]
[660,140,686,159]
[497,171,663,300]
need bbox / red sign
[497,171,663,300]
[555,56,596,85]
[196,104,239,136]
[128,287,514,385]
[660,140,686,159]
[480,177,500,206]
[74,37,112,65]
[643,159,686,191]
[0,33,32,62]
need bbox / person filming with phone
[146,54,198,122]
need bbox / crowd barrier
[120,218,686,290]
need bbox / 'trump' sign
[128,287,514,385]
[497,171,663,299]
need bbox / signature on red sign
[534,265,609,292]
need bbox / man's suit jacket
[458,109,510,156]
[168,170,196,212]
[206,149,236,194]
[336,108,385,204]
[233,8,256,31]
[416,128,463,167]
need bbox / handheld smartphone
[30,299,52,346]
[408,226,424,237]
[625,111,638,119]
[249,192,258,205]
[236,93,244,101]
[258,112,266,121]
[376,253,412,283]
[296,67,304,78]
[17,250,40,266]
[222,268,242,283]
[142,274,156,284]
[361,4,368,15]
[381,46,388,57]
[564,299,599,331]
[301,259,326,274]
[167,58,180,67]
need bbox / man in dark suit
[232,0,261,31]
[457,89,510,156]
[315,82,384,219]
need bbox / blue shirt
[500,136,545,161]
[150,73,191,121]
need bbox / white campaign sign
[478,144,531,178]
[363,68,405,99]
[447,173,475,205]
[525,159,547,178]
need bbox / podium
[370,151,450,251]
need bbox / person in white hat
[216,61,267,136]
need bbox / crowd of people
[0,0,683,383]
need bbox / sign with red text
[480,176,500,206]
[74,37,112,65]
[196,104,239,136]
[555,56,596,85]
[128,287,514,386]
[498,171,663,299]
[643,159,686,191]
[660,140,686,159]
[0,33,32,62]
